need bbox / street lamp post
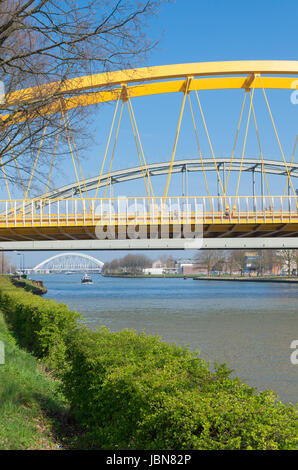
[17,253,25,274]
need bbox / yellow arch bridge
[2,61,298,250]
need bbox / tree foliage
[103,253,152,274]
[195,249,285,276]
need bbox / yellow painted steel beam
[4,76,298,124]
[6,60,298,106]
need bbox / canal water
[30,274,297,404]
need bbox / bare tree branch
[0,0,169,195]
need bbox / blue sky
[11,0,298,267]
[149,0,298,64]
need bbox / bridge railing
[0,195,297,226]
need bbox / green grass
[0,311,68,450]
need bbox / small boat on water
[81,273,93,284]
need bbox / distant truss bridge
[31,252,104,273]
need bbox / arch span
[41,157,298,201]
[5,60,298,123]
[32,252,104,272]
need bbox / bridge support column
[261,164,264,210]
[181,165,188,198]
[217,164,220,211]
[252,168,256,211]
[222,162,225,192]
[110,178,114,198]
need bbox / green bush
[0,276,81,371]
[0,275,297,450]
[0,311,67,449]
[62,327,298,450]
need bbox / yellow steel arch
[7,60,298,101]
[1,61,298,243]
[3,60,298,123]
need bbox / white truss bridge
[31,252,104,273]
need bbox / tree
[195,250,223,276]
[0,252,14,273]
[225,250,238,275]
[277,250,296,276]
[232,250,247,276]
[103,258,121,274]
[0,0,168,192]
[104,254,152,274]
[159,255,175,268]
[261,249,275,275]
[293,250,298,276]
[120,254,151,273]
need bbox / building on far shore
[179,263,207,275]
[143,267,165,275]
[143,259,178,275]
[175,259,207,275]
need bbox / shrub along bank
[0,276,297,450]
[0,276,80,371]
[0,310,67,449]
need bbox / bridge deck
[0,213,297,241]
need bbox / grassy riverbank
[0,276,297,450]
[0,311,66,449]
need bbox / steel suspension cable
[6,135,26,195]
[94,98,120,200]
[126,100,151,199]
[233,88,255,209]
[24,123,48,201]
[128,98,155,198]
[0,155,13,211]
[250,92,272,210]
[260,77,297,203]
[64,110,91,210]
[224,92,247,199]
[103,101,124,200]
[281,134,298,205]
[163,80,190,201]
[42,116,62,209]
[61,109,85,205]
[187,92,211,208]
[194,89,224,197]
[0,116,24,211]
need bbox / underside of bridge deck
[0,222,297,242]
